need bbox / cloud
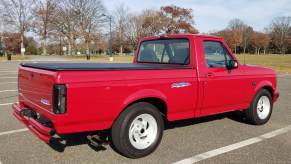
[103,0,291,33]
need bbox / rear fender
[122,89,167,112]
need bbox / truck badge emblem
[40,99,50,106]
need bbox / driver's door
[201,40,247,116]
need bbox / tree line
[0,0,290,56]
[0,0,197,56]
[215,17,291,55]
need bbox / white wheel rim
[256,96,271,120]
[129,114,158,150]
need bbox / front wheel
[111,102,164,158]
[245,89,273,125]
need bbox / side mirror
[226,60,238,70]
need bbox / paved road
[0,61,291,164]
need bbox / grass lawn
[81,54,291,74]
[68,54,291,73]
[236,54,291,74]
[67,55,134,63]
[0,55,30,61]
[1,53,290,74]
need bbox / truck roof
[141,34,221,41]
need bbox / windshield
[137,39,190,65]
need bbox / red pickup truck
[13,34,279,158]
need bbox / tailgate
[18,66,58,112]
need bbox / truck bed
[20,63,191,71]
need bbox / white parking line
[0,77,17,79]
[0,70,17,73]
[278,74,291,77]
[0,82,17,85]
[0,74,17,76]
[0,90,17,93]
[0,71,17,73]
[174,125,291,164]
[0,103,14,106]
[0,128,28,137]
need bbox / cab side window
[203,41,233,68]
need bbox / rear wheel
[245,89,273,125]
[111,102,164,158]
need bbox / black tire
[111,102,164,158]
[245,89,273,125]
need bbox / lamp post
[102,14,113,61]
[85,28,91,60]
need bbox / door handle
[207,72,214,77]
[171,82,191,88]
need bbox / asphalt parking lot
[0,60,291,164]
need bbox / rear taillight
[53,84,67,114]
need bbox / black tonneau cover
[20,63,191,71]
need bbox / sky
[104,0,291,33]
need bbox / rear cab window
[137,39,190,65]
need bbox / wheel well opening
[129,98,167,117]
[262,86,274,97]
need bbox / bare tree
[33,0,58,55]
[125,10,163,49]
[141,10,164,36]
[125,6,198,49]
[0,0,34,56]
[52,0,105,55]
[268,16,291,54]
[74,0,105,56]
[125,14,142,49]
[256,32,271,54]
[51,0,81,55]
[215,29,236,51]
[228,18,245,31]
[227,18,254,54]
[242,26,253,54]
[251,31,267,54]
[0,17,4,32]
[114,4,130,54]
[228,18,245,53]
